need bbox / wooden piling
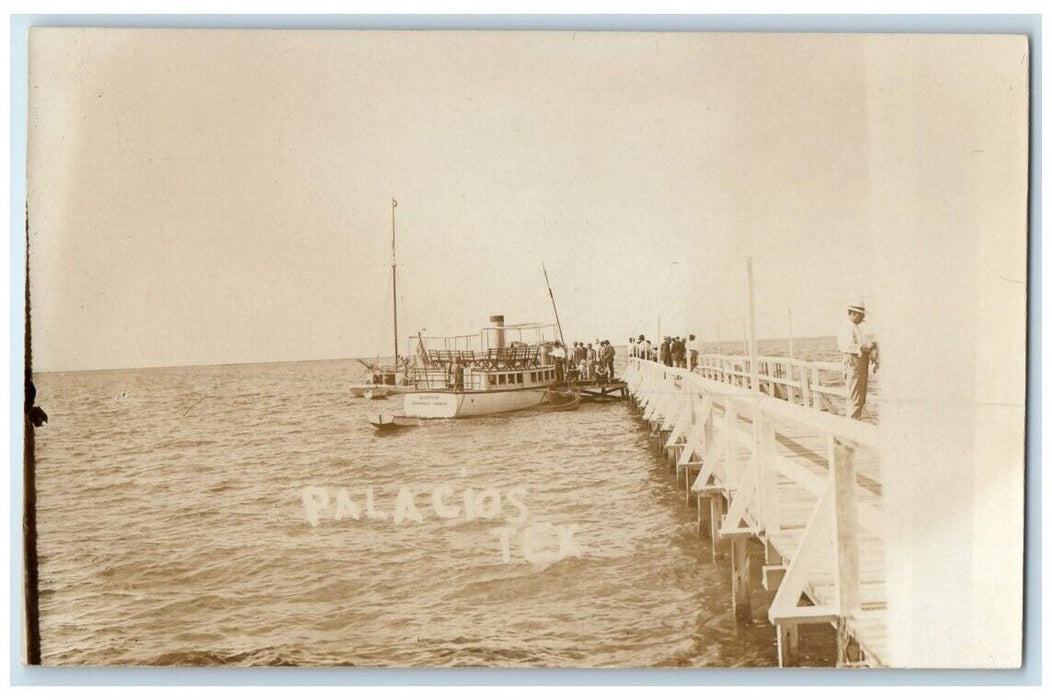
[831,436,861,668]
[709,494,725,559]
[684,463,700,505]
[777,623,800,667]
[730,534,753,621]
[697,494,710,537]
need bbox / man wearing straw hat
[837,301,876,420]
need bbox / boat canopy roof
[416,322,557,353]
[414,321,558,369]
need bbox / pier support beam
[696,494,710,537]
[777,624,800,667]
[729,534,753,621]
[831,437,861,668]
[708,494,725,559]
[666,441,680,471]
[761,538,785,601]
[838,628,863,667]
[684,464,701,504]
[762,565,786,600]
[764,538,782,566]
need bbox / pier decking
[571,377,627,401]
[624,357,884,667]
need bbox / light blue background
[9,13,1041,686]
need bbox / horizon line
[31,334,837,374]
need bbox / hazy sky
[28,31,936,369]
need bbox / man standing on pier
[837,302,876,420]
[600,340,616,380]
[660,337,672,366]
[671,336,686,368]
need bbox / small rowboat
[545,387,581,412]
[368,412,421,432]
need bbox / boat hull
[369,412,421,431]
[401,388,548,419]
[350,384,414,397]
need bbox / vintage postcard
[23,28,1029,668]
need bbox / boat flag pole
[391,198,399,365]
[541,262,566,347]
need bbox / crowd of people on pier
[628,334,699,370]
[544,299,877,421]
[548,339,616,383]
[622,300,877,421]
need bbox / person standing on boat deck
[688,334,698,371]
[452,356,465,391]
[550,341,567,383]
[837,302,877,420]
[643,337,653,362]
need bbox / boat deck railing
[425,347,545,370]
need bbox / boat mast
[391,198,399,363]
[542,262,566,347]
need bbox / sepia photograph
[21,25,1029,670]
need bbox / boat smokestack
[490,314,506,349]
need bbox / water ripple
[33,350,836,667]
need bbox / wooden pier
[624,357,884,668]
[570,377,627,401]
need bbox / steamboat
[402,316,561,419]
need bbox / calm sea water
[32,338,841,667]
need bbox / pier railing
[624,358,884,667]
[692,352,867,415]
